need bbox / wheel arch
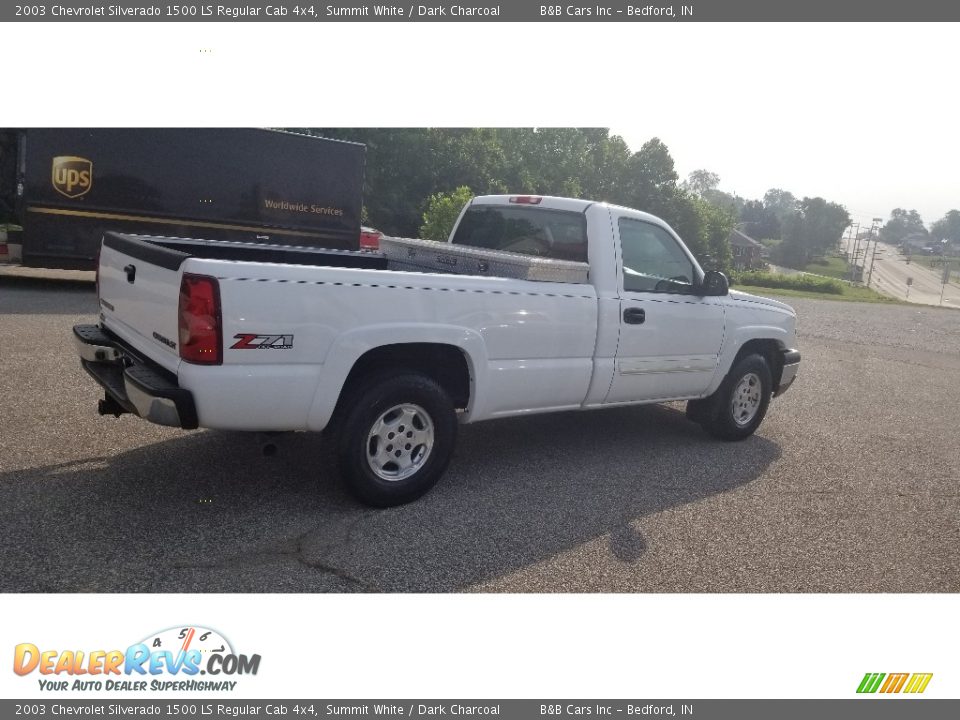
[733,337,787,390]
[306,324,485,431]
[341,342,472,409]
[706,324,790,397]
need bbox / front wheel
[335,373,457,507]
[698,353,772,441]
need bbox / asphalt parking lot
[1,270,958,593]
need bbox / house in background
[728,227,768,270]
[900,233,931,253]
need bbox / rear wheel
[698,353,772,441]
[335,373,457,507]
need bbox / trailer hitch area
[98,395,130,418]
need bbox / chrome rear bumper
[73,324,198,429]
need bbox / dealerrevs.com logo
[857,672,933,694]
[13,626,261,693]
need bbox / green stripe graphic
[857,673,885,693]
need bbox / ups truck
[0,128,365,270]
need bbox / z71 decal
[230,333,294,350]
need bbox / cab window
[618,218,695,294]
[451,205,588,262]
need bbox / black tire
[700,353,772,441]
[334,372,457,507]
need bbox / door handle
[124,264,136,284]
[623,307,645,324]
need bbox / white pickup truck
[74,195,800,506]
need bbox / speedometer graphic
[138,626,234,658]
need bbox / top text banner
[5,0,960,22]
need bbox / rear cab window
[451,205,588,263]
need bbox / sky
[5,22,957,229]
[608,24,959,227]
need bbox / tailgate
[97,233,188,374]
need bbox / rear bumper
[774,348,801,397]
[73,324,198,429]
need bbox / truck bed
[95,231,600,431]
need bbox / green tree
[703,188,742,215]
[427,128,505,198]
[419,186,474,241]
[740,199,780,240]
[683,169,720,197]
[930,210,960,243]
[579,131,632,201]
[763,188,798,222]
[880,208,926,244]
[308,128,633,236]
[657,191,735,272]
[495,127,632,200]
[610,137,682,224]
[776,197,851,267]
[697,197,736,271]
[683,169,741,214]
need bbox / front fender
[703,322,793,397]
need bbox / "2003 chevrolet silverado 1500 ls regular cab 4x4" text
[74,195,800,506]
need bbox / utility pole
[867,240,879,287]
[866,217,883,288]
[940,241,950,306]
[848,222,861,282]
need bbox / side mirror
[700,270,729,296]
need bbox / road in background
[845,236,960,307]
[1,271,958,593]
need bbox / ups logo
[52,156,93,199]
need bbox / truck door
[605,216,725,403]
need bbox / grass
[906,254,960,282]
[802,255,850,280]
[731,271,844,294]
[730,281,903,304]
[734,255,906,303]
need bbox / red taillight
[509,196,542,205]
[359,230,382,250]
[178,273,222,365]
